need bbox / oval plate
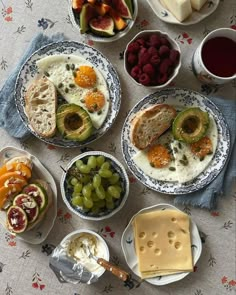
[147,0,219,25]
[121,87,230,194]
[15,41,121,148]
[0,146,57,244]
[121,203,202,286]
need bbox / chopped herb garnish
[44,71,50,77]
[182,154,188,161]
[174,147,178,153]
[66,64,70,71]
[58,82,63,88]
[73,71,77,78]
[71,64,75,70]
[80,99,85,103]
[69,83,75,88]
[200,157,205,161]
[150,162,155,167]
[65,88,69,93]
[169,167,176,171]
[178,142,182,149]
[179,160,188,166]
[97,110,102,115]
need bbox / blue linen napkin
[174,96,236,210]
[0,33,65,140]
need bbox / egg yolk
[190,136,213,158]
[147,144,171,168]
[84,90,105,112]
[74,65,97,88]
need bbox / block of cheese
[132,209,193,279]
[161,0,192,22]
[190,0,207,11]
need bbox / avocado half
[56,104,93,141]
[172,107,209,143]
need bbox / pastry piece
[161,0,192,22]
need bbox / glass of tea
[192,28,236,85]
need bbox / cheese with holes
[133,209,193,278]
[161,0,192,22]
[190,0,207,10]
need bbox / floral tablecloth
[0,1,236,295]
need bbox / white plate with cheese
[147,0,219,25]
[121,203,202,285]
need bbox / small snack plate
[121,87,230,194]
[147,0,219,26]
[121,203,202,286]
[0,146,57,244]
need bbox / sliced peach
[0,172,28,188]
[0,163,32,179]
[109,8,127,31]
[0,184,22,209]
[95,3,111,16]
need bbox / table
[0,1,235,294]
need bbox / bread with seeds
[25,77,57,138]
[131,104,177,150]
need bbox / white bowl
[60,151,129,220]
[61,229,110,280]
[124,30,182,89]
[68,0,138,43]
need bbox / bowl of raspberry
[124,30,181,88]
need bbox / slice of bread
[131,104,177,150]
[25,77,57,138]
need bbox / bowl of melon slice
[69,0,138,42]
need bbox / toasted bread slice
[131,104,177,150]
[25,77,57,138]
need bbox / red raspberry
[127,41,140,53]
[139,73,151,86]
[169,49,180,65]
[150,54,161,66]
[159,58,172,75]
[157,73,168,85]
[159,45,170,57]
[127,53,138,66]
[136,37,147,47]
[143,63,155,77]
[138,48,151,66]
[130,65,142,80]
[148,46,158,56]
[160,36,170,47]
[149,34,161,48]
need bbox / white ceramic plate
[121,203,202,286]
[0,146,57,244]
[15,41,121,148]
[121,87,230,194]
[147,0,219,25]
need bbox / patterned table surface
[0,1,235,295]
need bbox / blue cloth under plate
[174,96,236,210]
[0,33,65,140]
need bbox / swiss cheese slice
[133,209,193,279]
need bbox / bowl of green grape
[60,151,130,220]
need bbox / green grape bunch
[65,155,125,216]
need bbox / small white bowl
[61,229,110,280]
[68,0,138,43]
[124,30,182,89]
[61,151,129,221]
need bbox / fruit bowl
[124,30,182,89]
[68,0,138,43]
[60,151,129,220]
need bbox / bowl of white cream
[61,229,110,279]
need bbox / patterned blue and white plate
[121,203,202,286]
[147,0,219,25]
[15,41,121,148]
[121,88,230,194]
